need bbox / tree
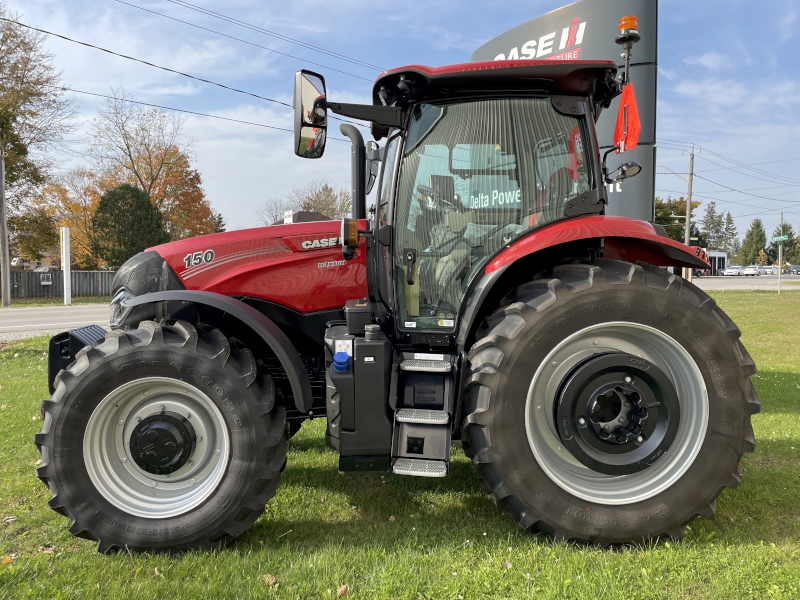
[257,179,352,225]
[210,212,226,233]
[767,222,796,265]
[700,201,725,250]
[757,249,769,266]
[654,196,702,244]
[47,169,102,269]
[722,212,738,253]
[739,218,767,265]
[0,2,75,209]
[89,90,214,239]
[7,202,57,259]
[90,184,169,267]
[147,147,214,239]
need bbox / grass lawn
[1,290,799,599]
[1,297,108,308]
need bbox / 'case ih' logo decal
[282,234,343,252]
[302,237,342,250]
[493,17,586,62]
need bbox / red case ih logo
[493,17,586,62]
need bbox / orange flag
[613,83,641,153]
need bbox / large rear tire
[461,260,759,544]
[35,320,287,553]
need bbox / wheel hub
[555,352,681,476]
[129,411,196,475]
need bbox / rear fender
[121,290,313,413]
[485,215,710,274]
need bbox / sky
[6,0,800,239]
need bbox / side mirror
[294,70,328,159]
[341,217,359,260]
[365,140,382,195]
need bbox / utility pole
[682,145,696,282]
[778,212,783,297]
[0,131,10,307]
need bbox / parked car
[723,265,744,276]
[789,265,800,275]
[742,265,763,276]
[763,266,775,275]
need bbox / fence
[6,271,115,299]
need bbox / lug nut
[118,419,124,425]
[188,460,194,466]
[135,416,141,423]
[577,417,587,427]
[624,376,632,383]
[160,404,166,411]
[636,436,644,444]
[602,425,609,430]
[618,417,625,423]
[624,401,630,408]
[197,436,203,442]
[186,413,191,419]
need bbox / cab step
[400,360,451,373]
[392,458,447,478]
[395,408,449,425]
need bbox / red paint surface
[148,220,367,314]
[485,216,711,273]
[377,59,616,79]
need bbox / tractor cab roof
[372,59,619,109]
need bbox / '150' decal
[183,249,215,269]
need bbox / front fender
[485,215,710,273]
[121,290,314,413]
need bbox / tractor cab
[292,59,641,475]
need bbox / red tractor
[36,19,757,552]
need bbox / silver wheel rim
[525,322,708,505]
[84,377,231,518]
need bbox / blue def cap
[333,351,350,372]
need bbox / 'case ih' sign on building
[472,0,658,223]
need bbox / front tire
[35,320,287,553]
[461,260,759,544]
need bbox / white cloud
[684,51,733,71]
[777,6,798,45]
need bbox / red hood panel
[148,221,368,313]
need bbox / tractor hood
[112,220,368,316]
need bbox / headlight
[109,288,133,328]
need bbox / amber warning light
[618,15,638,34]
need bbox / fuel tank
[147,220,368,314]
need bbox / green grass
[1,291,799,599]
[1,296,108,308]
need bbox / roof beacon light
[615,15,641,87]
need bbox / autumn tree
[0,2,74,209]
[7,202,57,259]
[148,147,214,239]
[91,184,169,267]
[89,89,214,239]
[44,169,102,268]
[654,196,702,244]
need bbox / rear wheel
[35,320,287,553]
[462,259,759,544]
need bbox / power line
[4,17,369,131]
[163,0,385,71]
[113,0,372,81]
[59,86,348,142]
[658,138,800,186]
[692,174,800,204]
[1,18,291,108]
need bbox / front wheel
[462,260,759,544]
[35,321,287,553]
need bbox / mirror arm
[340,124,367,220]
[602,146,619,184]
[329,103,405,128]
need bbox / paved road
[692,274,800,291]
[0,304,109,342]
